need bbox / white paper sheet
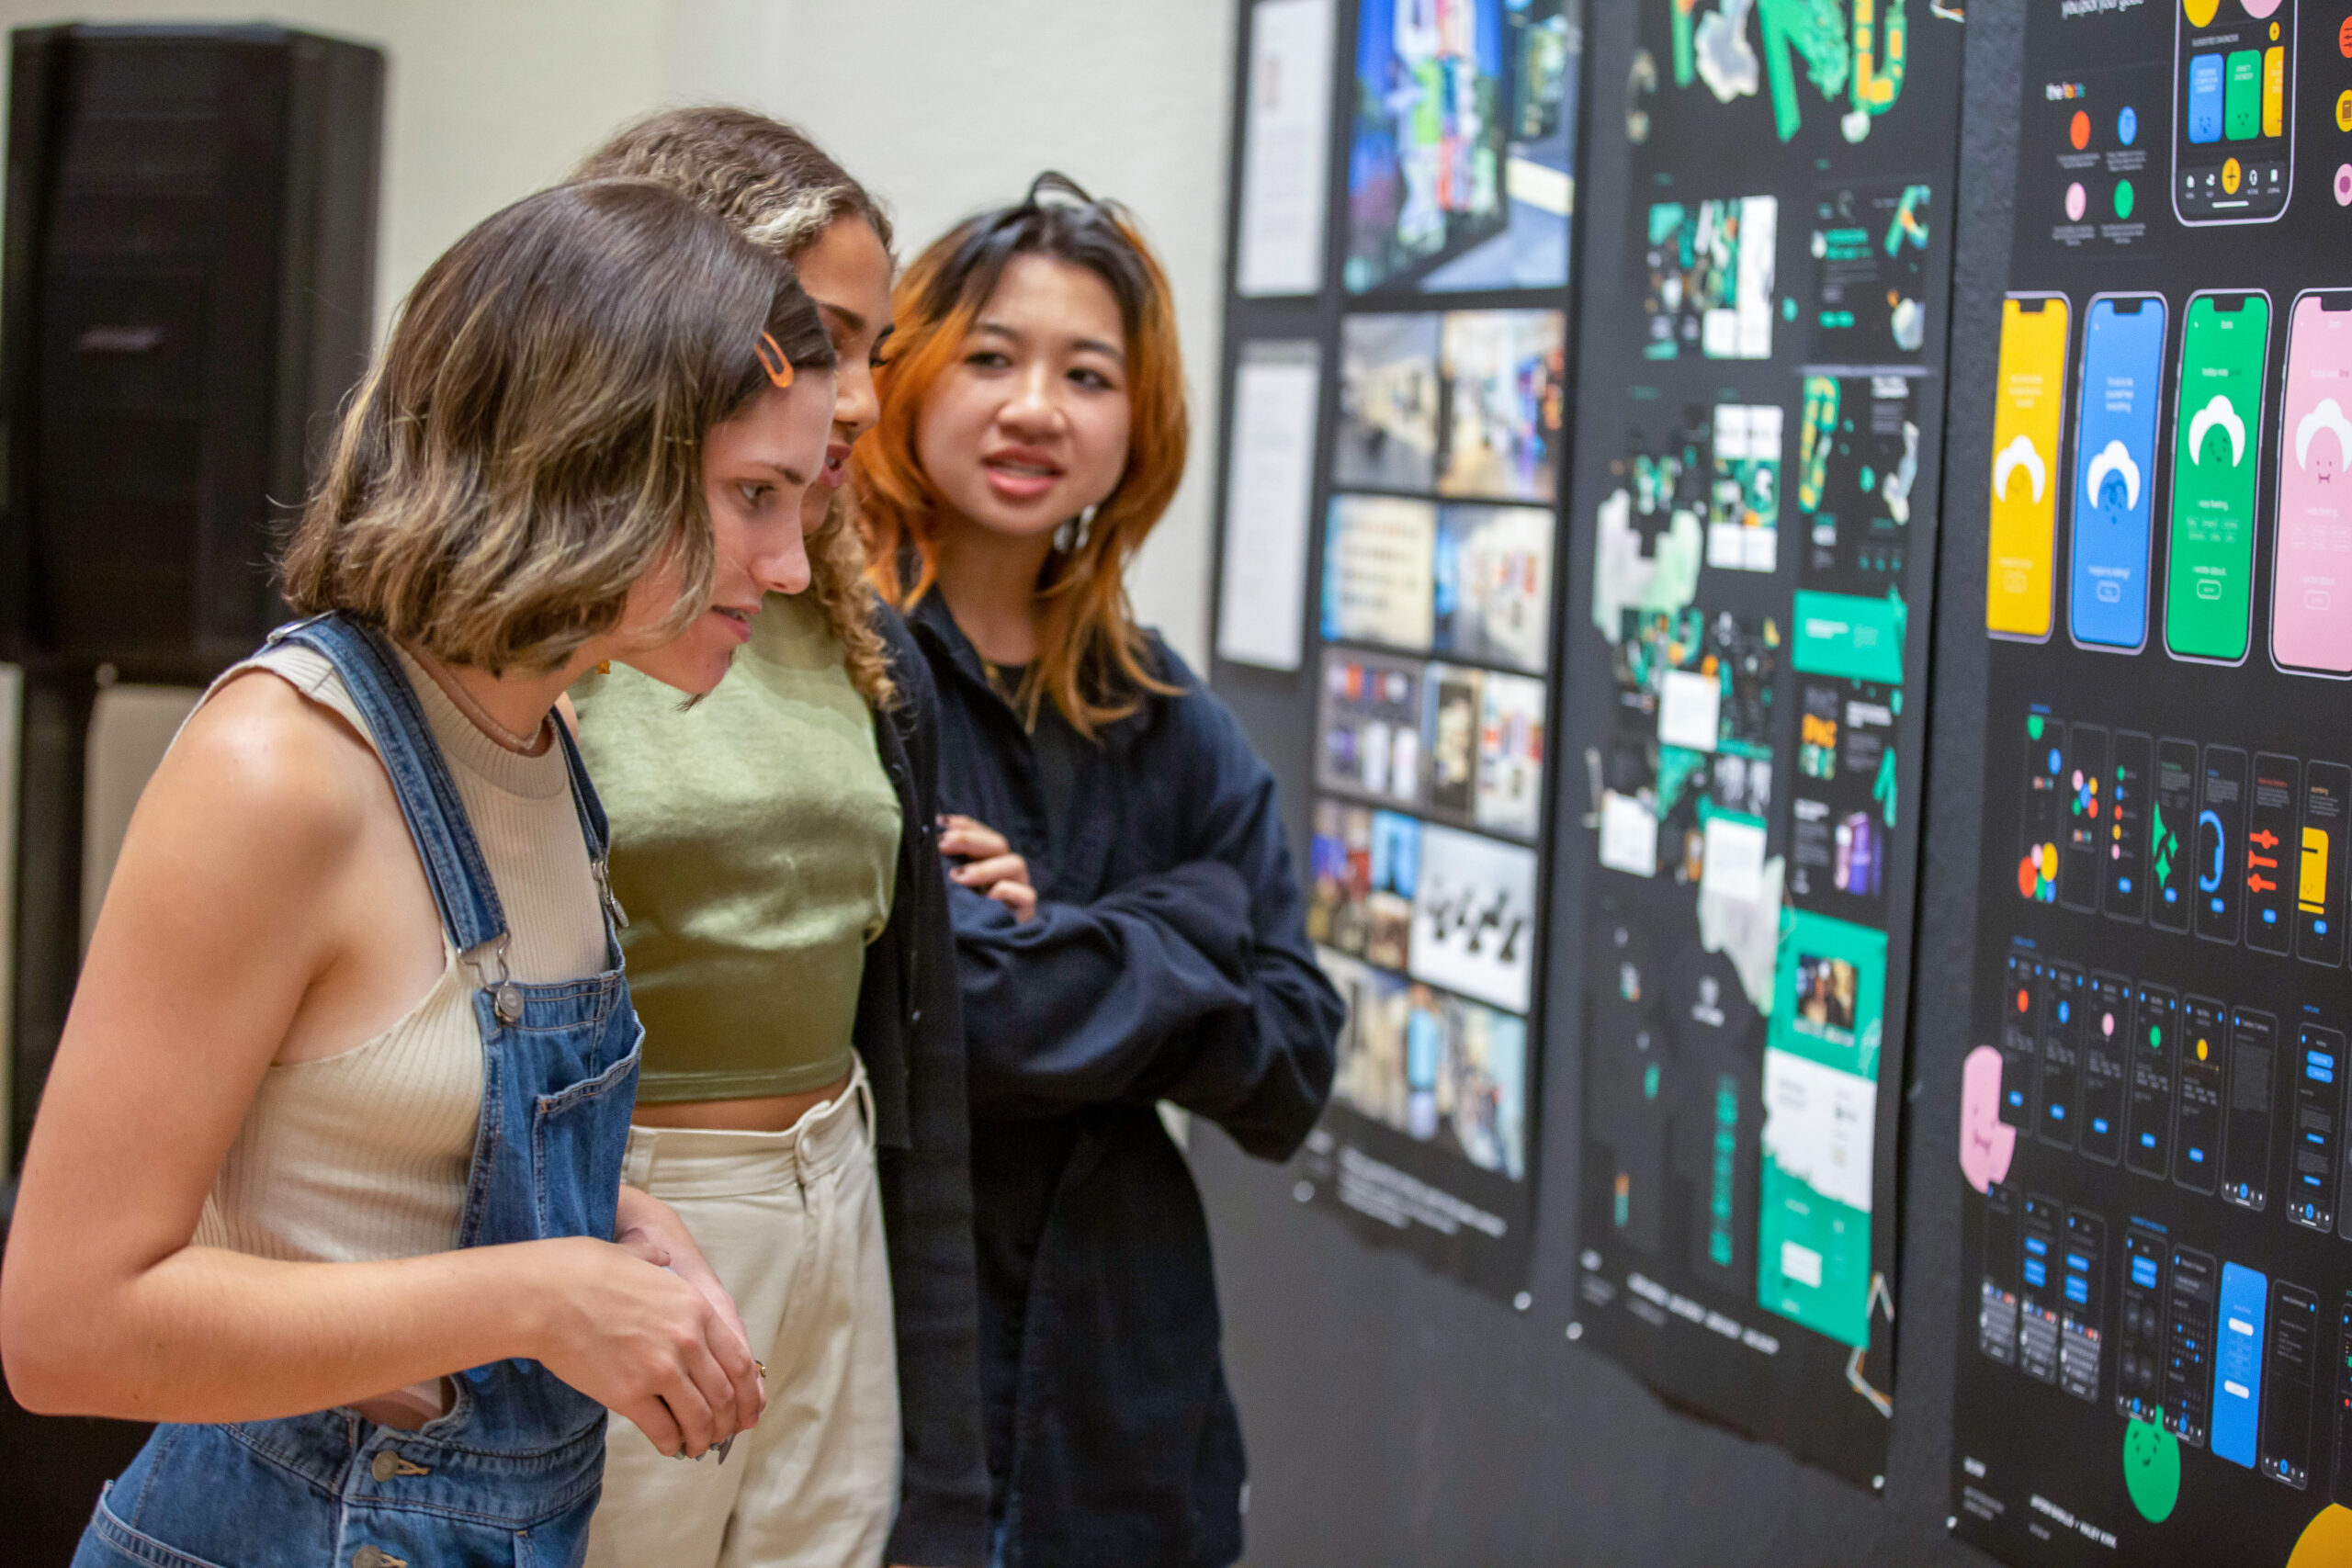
[1216,342,1322,670]
[1234,0,1335,298]
[1657,668,1723,751]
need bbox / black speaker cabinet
[5,26,381,1179]
[0,23,383,680]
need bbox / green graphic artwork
[1757,908,1887,1347]
[1792,589,1905,682]
[2165,293,2270,662]
[2122,1416,2181,1524]
[1671,0,1909,143]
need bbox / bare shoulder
[139,668,387,874]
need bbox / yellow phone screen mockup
[1988,294,2071,639]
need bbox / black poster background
[1563,2,1966,1487]
[1951,5,2352,1566]
[1210,0,1590,1300]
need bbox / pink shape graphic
[1960,1044,2018,1193]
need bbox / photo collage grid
[1306,0,1582,1196]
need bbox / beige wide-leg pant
[586,1062,900,1568]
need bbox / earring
[1058,504,1099,555]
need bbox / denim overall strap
[266,614,509,958]
[549,709,609,863]
[72,614,637,1568]
[549,707,627,964]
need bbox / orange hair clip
[753,331,795,389]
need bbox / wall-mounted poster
[1438,308,1566,502]
[1949,7,2352,1567]
[1317,648,1428,807]
[1342,0,1583,295]
[1436,502,1554,672]
[1323,494,1439,649]
[1212,0,1577,1308]
[1235,0,1338,298]
[1566,0,1964,1491]
[1216,341,1324,671]
[1337,311,1442,491]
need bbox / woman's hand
[531,1235,765,1460]
[614,1185,761,1384]
[939,814,1036,922]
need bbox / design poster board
[1211,0,1586,1298]
[1561,0,1965,1486]
[1951,6,2352,1564]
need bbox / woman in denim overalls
[1,178,842,1565]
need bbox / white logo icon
[2294,398,2352,474]
[2083,438,2142,512]
[2187,393,2246,467]
[1993,434,2047,502]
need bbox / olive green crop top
[570,591,899,1102]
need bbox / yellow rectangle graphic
[2264,47,2285,139]
[1987,296,2071,639]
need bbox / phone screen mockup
[2173,0,2295,226]
[2071,295,2168,650]
[2272,290,2352,672]
[2166,291,2272,662]
[2128,983,2181,1180]
[1990,295,2072,640]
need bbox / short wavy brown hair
[281,177,834,673]
[577,107,896,705]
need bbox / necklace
[411,645,549,755]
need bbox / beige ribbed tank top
[190,641,607,1265]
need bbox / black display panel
[1216,0,1591,1301]
[1566,0,1965,1488]
[1951,6,2352,1564]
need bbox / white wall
[0,0,677,344]
[672,0,1238,664]
[0,0,1237,657]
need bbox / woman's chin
[626,639,735,698]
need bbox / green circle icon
[2122,1416,2180,1523]
[2114,179,2135,220]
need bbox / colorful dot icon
[2066,182,2087,220]
[2337,164,2352,207]
[2222,157,2242,195]
[2342,15,2352,55]
[2114,180,2134,219]
[2071,109,2090,150]
[2119,106,2138,145]
[2338,90,2352,132]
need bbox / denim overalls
[76,614,643,1568]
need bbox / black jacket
[910,595,1342,1568]
[859,604,992,1568]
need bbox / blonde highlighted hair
[576,106,897,705]
[856,174,1189,738]
[281,178,835,672]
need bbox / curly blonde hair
[577,107,896,706]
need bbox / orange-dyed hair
[854,173,1188,738]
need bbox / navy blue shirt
[910,594,1340,1568]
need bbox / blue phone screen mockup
[2071,296,2168,649]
